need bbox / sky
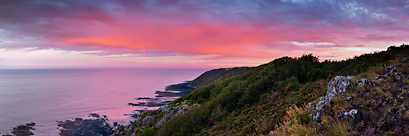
[0,0,408,69]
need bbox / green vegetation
[115,44,409,135]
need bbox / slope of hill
[113,44,409,136]
[190,67,250,88]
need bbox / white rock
[358,78,368,87]
[349,109,358,118]
[269,131,280,135]
[327,76,353,96]
[310,76,353,120]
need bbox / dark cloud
[0,0,113,23]
[0,0,408,57]
[2,0,408,29]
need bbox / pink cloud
[1,0,409,68]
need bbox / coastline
[128,81,196,112]
[2,81,199,136]
[53,81,199,135]
[0,68,207,135]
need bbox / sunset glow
[0,0,408,68]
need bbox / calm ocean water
[0,68,207,135]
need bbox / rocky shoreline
[128,81,195,110]
[1,81,197,136]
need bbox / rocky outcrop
[302,58,409,135]
[142,116,154,124]
[115,100,200,135]
[379,58,408,82]
[307,76,355,121]
[7,122,36,136]
[57,114,119,136]
[327,76,354,96]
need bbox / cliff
[113,44,409,136]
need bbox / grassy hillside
[190,67,250,88]
[114,44,409,136]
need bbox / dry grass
[321,116,354,136]
[405,111,409,119]
[370,87,384,98]
[272,108,356,136]
[272,105,317,136]
[405,79,409,85]
[362,57,402,79]
[384,92,393,98]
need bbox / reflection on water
[0,68,207,135]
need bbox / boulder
[310,76,354,121]
[327,76,354,96]
[312,76,353,111]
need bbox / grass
[113,44,409,136]
[273,105,316,136]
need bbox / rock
[159,105,171,112]
[310,76,353,121]
[337,113,344,119]
[327,76,354,96]
[378,98,383,104]
[174,109,185,116]
[269,131,280,135]
[316,76,353,110]
[142,116,154,124]
[349,109,358,118]
[358,78,368,87]
[313,110,324,121]
[346,97,352,101]
[127,125,133,134]
[337,109,359,119]
[89,113,100,118]
[128,102,146,106]
[400,58,409,63]
[136,97,154,100]
[378,78,384,83]
[130,114,139,119]
[306,102,313,111]
[11,122,36,136]
[57,114,115,136]
[156,118,166,129]
[382,59,408,78]
[389,108,398,114]
[395,105,409,121]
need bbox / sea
[0,68,207,135]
